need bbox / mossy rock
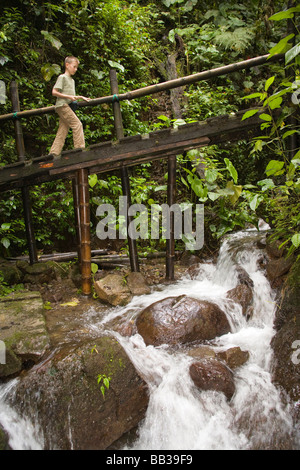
[0,291,50,377]
[12,335,149,450]
[272,257,300,404]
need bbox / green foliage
[0,270,24,297]
[241,3,300,256]
[0,271,12,297]
[97,373,111,399]
[0,1,299,257]
[180,147,255,240]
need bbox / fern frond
[213,27,255,52]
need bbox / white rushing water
[0,379,44,450]
[0,229,297,449]
[103,230,295,450]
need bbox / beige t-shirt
[53,73,76,108]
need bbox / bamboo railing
[0,54,284,123]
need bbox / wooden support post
[72,175,81,266]
[109,69,140,273]
[10,81,38,265]
[77,169,92,295]
[166,155,176,281]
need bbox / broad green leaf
[168,29,175,43]
[158,115,170,122]
[0,79,6,104]
[41,63,61,81]
[226,181,242,205]
[103,377,110,389]
[260,122,271,130]
[269,6,300,21]
[254,140,264,152]
[208,192,221,201]
[282,130,298,139]
[249,194,261,211]
[242,109,259,120]
[173,119,186,127]
[41,30,62,50]
[269,11,295,21]
[91,69,105,80]
[180,176,189,187]
[205,169,218,183]
[265,76,275,91]
[224,158,238,184]
[257,178,275,191]
[1,237,10,249]
[286,42,300,65]
[268,96,283,110]
[291,233,300,248]
[263,89,291,108]
[265,160,285,177]
[89,174,98,188]
[216,188,235,197]
[91,263,98,274]
[268,34,295,59]
[242,92,264,100]
[108,60,125,73]
[259,113,272,121]
[1,223,10,230]
[192,179,208,200]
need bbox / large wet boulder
[136,295,231,346]
[189,358,235,400]
[12,335,149,450]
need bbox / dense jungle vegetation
[0,0,299,260]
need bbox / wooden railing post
[72,175,81,266]
[77,169,92,295]
[10,81,38,265]
[109,69,140,273]
[166,155,176,280]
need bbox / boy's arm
[52,88,90,102]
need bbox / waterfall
[0,379,44,450]
[108,230,295,450]
[0,229,297,450]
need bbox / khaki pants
[50,104,85,155]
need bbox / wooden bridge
[0,54,285,295]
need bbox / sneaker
[48,153,61,160]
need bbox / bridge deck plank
[0,109,263,192]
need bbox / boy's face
[65,60,79,76]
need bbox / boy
[50,56,90,157]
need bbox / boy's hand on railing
[76,96,91,102]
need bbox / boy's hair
[65,56,80,66]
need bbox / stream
[0,229,299,450]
